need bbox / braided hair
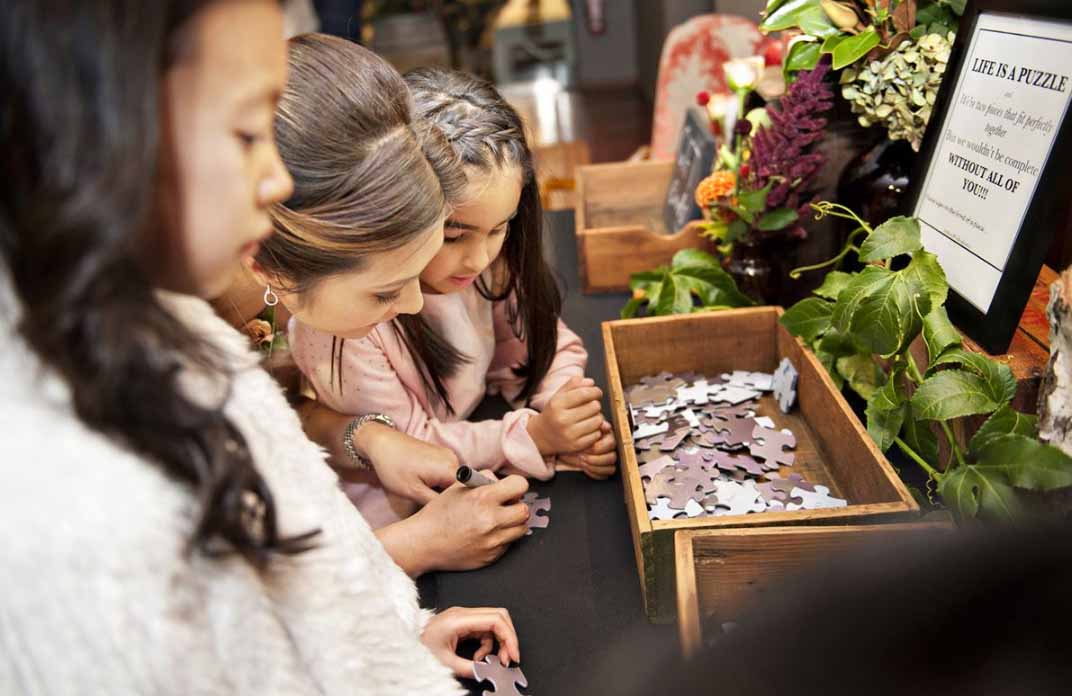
[398,67,563,413]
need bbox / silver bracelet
[342,413,395,470]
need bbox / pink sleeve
[304,329,554,481]
[487,297,588,412]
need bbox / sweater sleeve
[305,329,554,480]
[486,296,588,412]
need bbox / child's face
[420,164,522,295]
[272,220,444,339]
[158,0,293,299]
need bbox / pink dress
[290,285,588,528]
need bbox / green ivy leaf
[757,207,799,232]
[928,349,1017,404]
[815,349,845,389]
[911,369,1004,421]
[836,353,885,400]
[780,297,834,342]
[922,306,962,364]
[902,407,940,464]
[945,0,967,15]
[830,28,881,70]
[672,248,720,269]
[653,273,687,315]
[620,297,643,319]
[974,434,1072,491]
[916,1,956,26]
[969,404,1038,454]
[938,465,1023,522]
[820,34,847,53]
[865,374,906,452]
[901,250,949,308]
[859,216,923,261]
[818,329,865,357]
[851,273,930,358]
[813,271,854,300]
[832,265,895,333]
[783,40,822,79]
[761,0,836,36]
[628,268,665,290]
[676,266,755,309]
[909,24,927,40]
[738,184,772,217]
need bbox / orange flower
[242,318,274,346]
[695,171,736,208]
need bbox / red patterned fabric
[651,15,770,160]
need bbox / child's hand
[420,606,520,678]
[559,419,618,480]
[526,376,604,455]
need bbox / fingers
[411,481,439,506]
[569,428,603,453]
[494,500,531,529]
[557,386,603,409]
[473,635,494,663]
[583,450,618,468]
[482,474,529,503]
[557,453,585,468]
[564,398,603,422]
[450,608,521,666]
[569,413,605,441]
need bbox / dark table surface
[420,210,676,695]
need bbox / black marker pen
[456,465,494,488]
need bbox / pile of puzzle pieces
[625,363,848,521]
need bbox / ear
[245,255,272,287]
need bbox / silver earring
[263,285,279,307]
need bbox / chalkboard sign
[663,107,718,235]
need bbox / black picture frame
[905,0,1072,354]
[663,108,718,235]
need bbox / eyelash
[443,224,508,243]
[375,292,401,305]
[237,131,262,148]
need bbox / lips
[449,274,478,288]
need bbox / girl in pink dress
[290,68,617,529]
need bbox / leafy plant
[763,0,964,79]
[780,202,1072,522]
[622,249,755,319]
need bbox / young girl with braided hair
[289,67,617,529]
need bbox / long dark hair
[402,67,562,412]
[256,35,466,393]
[0,0,311,567]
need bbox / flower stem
[895,437,941,481]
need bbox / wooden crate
[575,160,715,294]
[674,523,953,656]
[602,307,922,622]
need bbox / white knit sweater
[0,280,463,696]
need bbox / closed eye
[375,291,401,305]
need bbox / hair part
[402,67,562,410]
[0,0,313,568]
[257,34,465,302]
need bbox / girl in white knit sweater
[0,1,518,693]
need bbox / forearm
[295,398,392,472]
[375,515,436,578]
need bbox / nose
[395,278,425,316]
[462,242,490,274]
[258,145,294,207]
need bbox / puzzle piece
[786,485,847,511]
[648,496,684,521]
[711,417,757,449]
[711,385,763,405]
[632,421,669,441]
[707,449,766,477]
[637,454,675,480]
[656,427,689,451]
[521,492,550,535]
[702,402,757,421]
[672,447,712,472]
[676,379,711,406]
[723,370,775,392]
[627,383,674,407]
[680,408,702,429]
[709,480,767,516]
[688,430,725,449]
[750,425,797,467]
[473,655,529,696]
[753,416,777,429]
[773,357,799,414]
[645,467,708,508]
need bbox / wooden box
[602,308,921,622]
[575,160,714,294]
[674,523,953,656]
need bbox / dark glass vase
[726,236,795,306]
[837,138,917,228]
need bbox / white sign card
[913,12,1072,313]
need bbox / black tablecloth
[420,210,676,695]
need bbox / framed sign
[663,107,717,235]
[907,0,1072,354]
